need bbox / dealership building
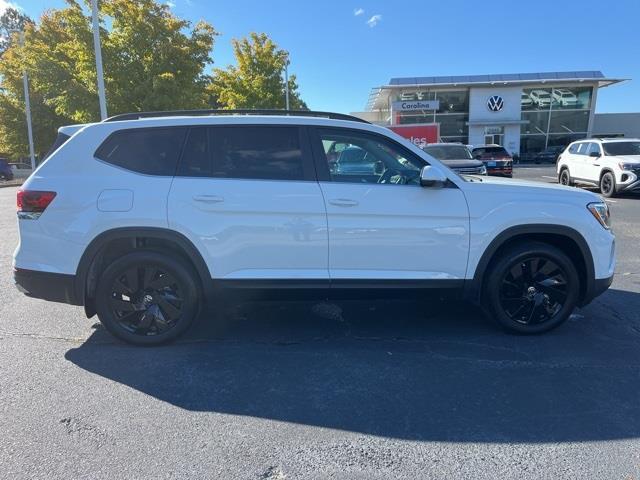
[354,71,626,159]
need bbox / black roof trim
[103,109,370,124]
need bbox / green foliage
[0,0,217,158]
[209,32,307,111]
[0,7,33,56]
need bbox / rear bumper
[13,268,81,305]
[486,167,512,177]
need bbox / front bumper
[13,268,81,305]
[579,274,614,307]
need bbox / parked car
[333,146,380,176]
[14,110,614,345]
[557,137,640,197]
[529,89,553,108]
[534,146,564,164]
[521,92,534,108]
[0,158,14,181]
[552,88,579,108]
[471,145,513,177]
[422,143,487,175]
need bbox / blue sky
[5,0,640,113]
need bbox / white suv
[13,111,615,345]
[557,138,640,197]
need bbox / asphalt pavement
[2,167,640,479]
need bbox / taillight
[17,190,56,219]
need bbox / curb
[0,181,22,189]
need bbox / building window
[521,111,550,135]
[548,110,589,134]
[435,90,469,113]
[435,114,468,137]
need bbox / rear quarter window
[95,127,187,176]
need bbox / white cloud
[366,14,382,27]
[353,8,364,16]
[0,0,21,14]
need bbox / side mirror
[420,166,448,188]
[589,151,600,158]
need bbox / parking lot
[2,165,640,479]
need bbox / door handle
[328,198,359,207]
[193,194,224,203]
[592,164,600,167]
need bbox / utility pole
[91,0,108,120]
[19,32,36,170]
[284,54,290,111]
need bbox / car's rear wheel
[600,171,616,198]
[558,168,572,186]
[95,251,200,345]
[483,242,580,334]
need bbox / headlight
[587,202,611,230]
[618,162,637,170]
[479,165,487,175]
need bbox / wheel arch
[74,227,212,316]
[464,224,595,307]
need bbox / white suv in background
[14,111,615,345]
[557,138,640,197]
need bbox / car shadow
[65,288,640,443]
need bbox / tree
[209,32,307,110]
[0,7,33,56]
[0,0,217,158]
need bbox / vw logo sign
[487,95,504,112]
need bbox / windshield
[602,141,640,156]
[423,145,473,160]
[473,146,509,156]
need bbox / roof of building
[366,71,626,111]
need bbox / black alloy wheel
[559,169,571,186]
[95,251,200,345]
[498,256,568,326]
[484,242,579,334]
[109,265,183,336]
[600,172,616,198]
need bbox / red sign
[388,124,439,148]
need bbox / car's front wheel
[483,242,580,334]
[600,171,616,198]
[558,168,572,186]
[95,251,201,345]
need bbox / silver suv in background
[422,143,487,175]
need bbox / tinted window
[211,126,304,180]
[587,143,602,156]
[472,146,509,156]
[602,141,640,156]
[423,145,473,160]
[42,132,71,161]
[568,144,579,154]
[576,143,589,155]
[318,129,425,185]
[95,127,186,176]
[178,127,210,177]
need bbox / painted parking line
[605,199,617,203]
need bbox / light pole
[91,0,108,120]
[283,54,290,111]
[18,32,36,170]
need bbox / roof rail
[103,109,370,124]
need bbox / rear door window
[210,126,307,181]
[95,127,187,176]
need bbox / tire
[483,242,580,334]
[558,168,572,186]
[95,251,201,346]
[600,171,616,198]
